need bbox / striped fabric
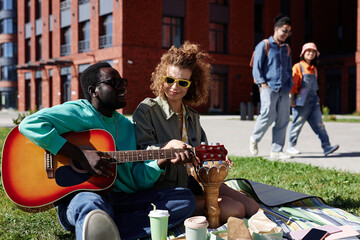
[224,179,360,239]
[163,179,360,239]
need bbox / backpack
[250,39,290,83]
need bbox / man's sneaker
[270,152,292,160]
[287,146,300,155]
[324,144,339,156]
[83,210,121,240]
[249,136,258,156]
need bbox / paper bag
[248,210,283,240]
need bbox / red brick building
[16,0,359,114]
[0,0,17,110]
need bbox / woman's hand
[157,140,200,169]
[225,155,234,169]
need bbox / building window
[0,18,17,34]
[49,31,52,58]
[1,42,17,58]
[36,36,42,61]
[1,66,17,80]
[162,16,183,48]
[99,14,113,49]
[79,0,90,4]
[254,1,264,44]
[60,0,70,10]
[25,39,31,62]
[61,27,71,56]
[35,0,41,19]
[25,80,30,110]
[209,0,228,5]
[36,78,42,109]
[79,20,90,53]
[209,73,227,113]
[61,71,71,103]
[48,69,53,106]
[0,91,17,109]
[209,22,227,53]
[25,0,30,22]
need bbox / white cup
[184,216,209,240]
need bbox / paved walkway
[200,115,360,174]
[0,110,359,174]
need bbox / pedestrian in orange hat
[287,42,339,156]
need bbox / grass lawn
[0,127,359,239]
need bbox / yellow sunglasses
[163,76,192,88]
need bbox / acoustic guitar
[1,126,227,212]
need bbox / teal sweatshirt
[18,99,163,193]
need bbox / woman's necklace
[178,111,183,121]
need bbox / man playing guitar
[17,62,199,240]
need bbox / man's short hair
[80,62,112,101]
[274,14,291,28]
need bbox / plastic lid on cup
[184,216,209,229]
[148,210,170,217]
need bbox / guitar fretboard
[104,148,195,163]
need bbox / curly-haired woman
[133,42,259,224]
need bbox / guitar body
[1,127,116,212]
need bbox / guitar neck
[104,148,195,163]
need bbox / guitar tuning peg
[210,142,214,146]
[216,142,220,145]
[201,142,206,145]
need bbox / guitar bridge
[45,151,55,178]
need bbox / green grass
[227,117,360,123]
[226,156,360,217]
[0,127,359,239]
[0,128,74,240]
[322,117,360,123]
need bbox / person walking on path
[249,14,293,159]
[287,42,339,156]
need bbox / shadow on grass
[292,151,360,159]
[56,232,75,240]
[327,196,360,216]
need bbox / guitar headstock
[194,143,228,161]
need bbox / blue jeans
[57,188,196,240]
[252,87,290,152]
[289,99,330,149]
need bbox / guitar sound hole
[72,160,85,170]
[67,159,88,173]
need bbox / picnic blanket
[166,178,360,239]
